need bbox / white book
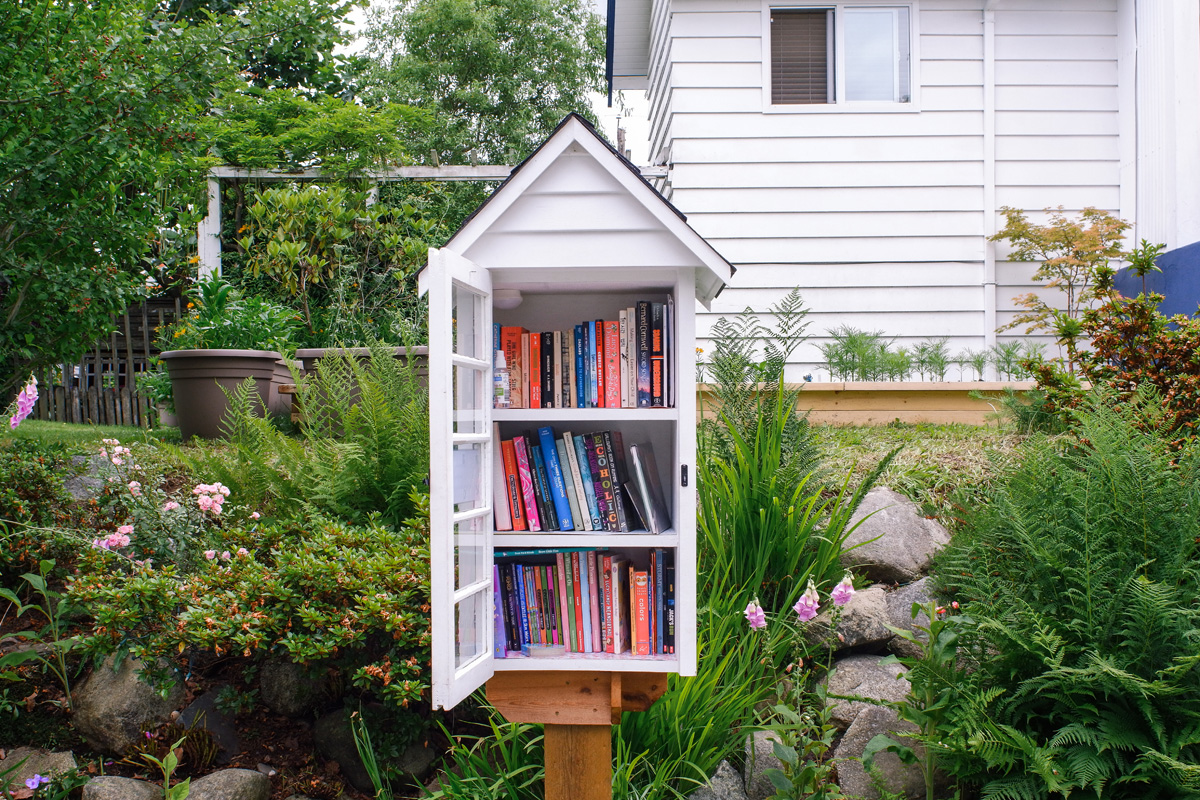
[609,556,630,654]
[555,439,583,531]
[492,423,513,531]
[618,309,630,409]
[626,306,636,407]
[562,431,593,531]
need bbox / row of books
[492,425,671,534]
[492,548,676,657]
[493,297,675,409]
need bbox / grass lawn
[2,419,181,447]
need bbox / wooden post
[486,671,668,800]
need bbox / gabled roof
[440,113,733,305]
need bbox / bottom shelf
[494,653,677,672]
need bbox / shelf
[493,408,679,422]
[494,653,678,672]
[495,533,679,549]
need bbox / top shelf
[493,408,679,422]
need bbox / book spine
[650,302,665,407]
[493,565,507,658]
[591,433,619,532]
[521,332,531,411]
[556,554,571,651]
[560,330,571,407]
[587,321,599,407]
[583,434,612,531]
[552,331,562,409]
[529,442,558,532]
[546,565,560,645]
[593,320,605,407]
[578,549,593,652]
[588,551,602,652]
[501,440,527,531]
[665,550,675,654]
[538,426,575,531]
[563,553,578,652]
[654,548,665,655]
[648,550,657,654]
[555,439,583,532]
[625,307,636,408]
[562,432,591,532]
[501,563,519,650]
[601,430,629,533]
[602,554,615,653]
[618,310,630,408]
[540,332,553,408]
[571,553,586,652]
[603,320,620,409]
[612,558,629,654]
[492,424,513,531]
[636,301,652,407]
[574,325,586,408]
[632,570,651,656]
[573,433,603,530]
[530,333,542,409]
[500,327,525,408]
[512,436,541,532]
[665,294,675,408]
[515,564,530,650]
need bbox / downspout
[982,0,997,377]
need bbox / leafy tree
[363,0,606,162]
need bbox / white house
[607,0,1200,379]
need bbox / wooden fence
[33,297,184,428]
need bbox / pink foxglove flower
[92,537,110,550]
[831,572,856,607]
[9,376,38,430]
[793,580,820,622]
[744,600,767,629]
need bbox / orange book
[501,439,527,530]
[603,321,620,409]
[632,570,651,656]
[500,327,526,408]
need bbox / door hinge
[681,465,688,487]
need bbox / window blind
[771,9,831,105]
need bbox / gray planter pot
[295,346,429,378]
[160,349,283,440]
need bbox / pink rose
[204,550,217,560]
[250,512,260,520]
[163,501,180,511]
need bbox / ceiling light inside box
[493,289,523,309]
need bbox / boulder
[831,705,928,800]
[313,710,371,792]
[178,690,240,764]
[742,731,785,800]
[821,654,910,731]
[186,769,271,800]
[82,777,163,800]
[0,748,77,785]
[396,740,438,781]
[807,586,892,653]
[885,579,935,660]
[259,660,321,717]
[72,655,185,755]
[65,455,108,501]
[688,760,748,800]
[841,488,950,584]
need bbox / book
[567,329,578,408]
[496,547,597,557]
[525,565,541,645]
[590,432,619,532]
[654,548,665,655]
[664,550,675,654]
[594,319,606,407]
[611,556,630,654]
[538,426,575,531]
[516,563,531,650]
[650,302,665,407]
[626,442,672,534]
[563,552,579,651]
[556,553,572,651]
[626,306,636,407]
[635,301,652,407]
[577,550,593,652]
[500,327,526,408]
[556,438,583,532]
[502,563,521,650]
[573,325,586,408]
[648,550,657,654]
[587,321,599,407]
[601,430,630,532]
[571,553,586,652]
[603,320,621,409]
[521,332,531,411]
[493,565,507,657]
[529,442,559,532]
[611,430,641,530]
[493,425,513,531]
[530,332,542,409]
[540,332,553,408]
[665,294,675,408]
[632,570,651,656]
[562,432,592,532]
[552,331,563,408]
[618,310,630,408]
[547,564,562,645]
[587,550,603,652]
[572,433,603,530]
[512,436,541,532]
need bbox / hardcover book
[650,302,665,407]
[635,301,652,407]
[572,433,603,530]
[632,570,651,656]
[562,432,592,532]
[555,438,583,531]
[529,441,558,532]
[511,436,541,532]
[603,320,620,409]
[538,426,575,531]
[626,442,672,534]
[492,424,513,531]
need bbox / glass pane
[452,442,485,513]
[453,365,485,434]
[455,590,486,669]
[451,283,483,360]
[455,513,488,590]
[845,8,906,102]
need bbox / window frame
[761,0,920,114]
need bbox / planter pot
[160,349,283,440]
[295,346,429,379]
[155,404,178,429]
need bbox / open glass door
[425,247,495,710]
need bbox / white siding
[652,0,1126,377]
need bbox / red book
[572,553,586,653]
[632,570,651,656]
[530,333,542,409]
[500,439,527,530]
[500,327,526,408]
[603,321,620,409]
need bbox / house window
[770,4,912,105]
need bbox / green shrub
[0,441,80,578]
[157,275,301,353]
[71,500,431,710]
[933,387,1200,797]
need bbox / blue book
[538,426,575,530]
[577,550,593,652]
[497,547,596,557]
[493,322,501,361]
[572,433,603,529]
[530,444,559,531]
[574,325,586,408]
[587,321,599,407]
[515,564,531,649]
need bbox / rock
[313,710,371,792]
[82,777,163,800]
[885,579,935,660]
[65,455,108,501]
[688,760,748,800]
[808,586,892,652]
[186,769,270,800]
[178,691,240,764]
[73,655,185,755]
[259,660,321,717]
[396,740,437,780]
[831,705,928,800]
[0,748,77,785]
[841,488,951,584]
[821,654,910,731]
[742,730,785,800]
